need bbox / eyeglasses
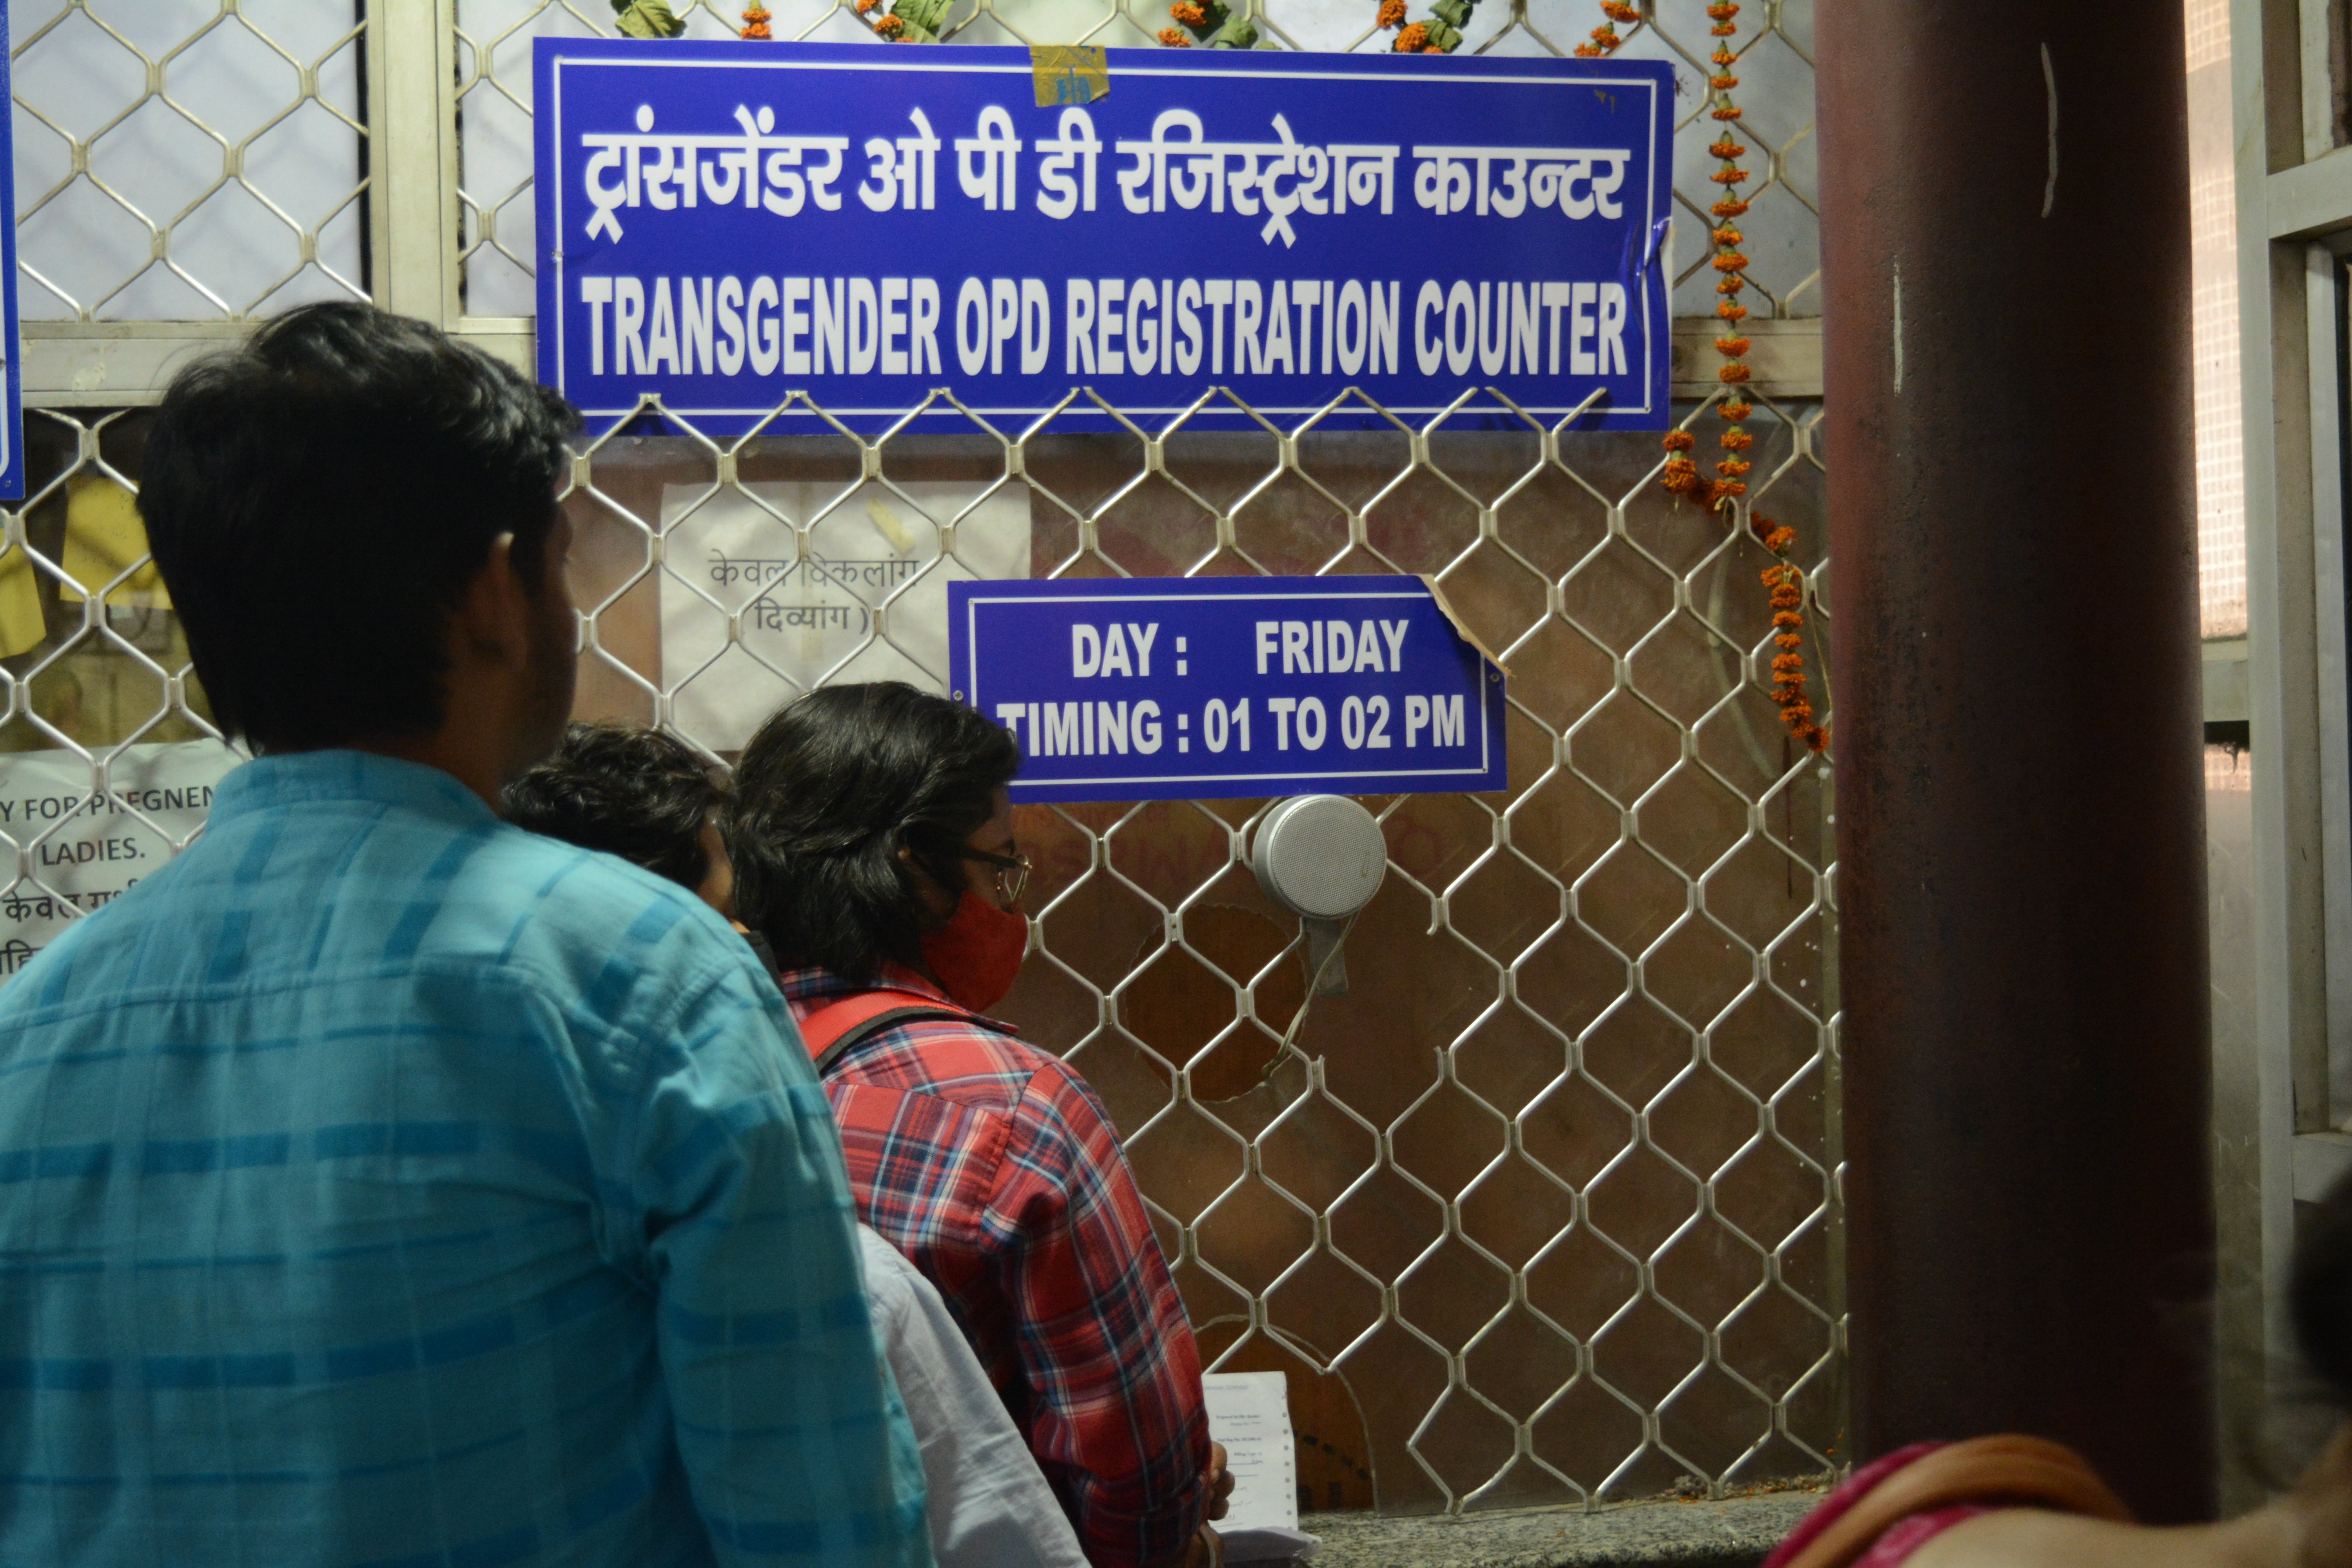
[962,847,1031,906]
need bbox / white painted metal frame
[2228,0,2352,1506]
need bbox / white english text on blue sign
[535,40,1673,433]
[950,576,1506,803]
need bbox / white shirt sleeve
[858,1225,1094,1568]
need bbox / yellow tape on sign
[1030,45,1107,108]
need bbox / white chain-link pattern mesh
[12,1,370,319]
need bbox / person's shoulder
[442,824,771,1020]
[861,1016,1066,1107]
[896,1024,1124,1156]
[856,1223,928,1315]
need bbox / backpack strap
[797,988,1014,1078]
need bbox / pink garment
[1760,1445,1995,1568]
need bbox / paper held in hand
[1201,1372,1321,1563]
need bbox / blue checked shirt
[0,751,933,1568]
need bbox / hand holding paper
[1201,1372,1321,1563]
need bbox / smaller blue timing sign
[949,576,1506,804]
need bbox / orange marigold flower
[1662,431,1696,451]
[1158,25,1192,42]
[1715,457,1751,476]
[1378,0,1408,25]
[1573,42,1605,55]
[1171,2,1207,22]
[1422,41,1445,51]
[1709,167,1750,185]
[1765,527,1795,552]
[1717,279,1746,297]
[1711,225,1743,245]
[1769,587,1801,610]
[1715,336,1750,356]
[1394,20,1428,47]
[1802,725,1828,753]
[873,13,905,32]
[1710,74,1739,89]
[1711,45,1736,63]
[1590,24,1622,45]
[1720,430,1754,451]
[1772,652,1804,672]
[1711,478,1748,498]
[1717,303,1749,322]
[1709,142,1746,162]
[1705,1,1738,16]
[1711,22,1735,34]
[1711,106,1745,120]
[1601,0,1638,18]
[1775,632,1802,650]
[1711,199,1750,218]
[1771,610,1802,628]
[1720,398,1753,420]
[1719,363,1753,383]
[1760,564,1792,587]
[1710,252,1750,272]
[1662,456,1701,492]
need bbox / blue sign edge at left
[0,6,23,503]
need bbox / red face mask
[920,891,1028,1014]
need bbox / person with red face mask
[727,683,1233,1568]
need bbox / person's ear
[452,533,532,672]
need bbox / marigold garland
[1371,0,1481,53]
[1161,0,1257,47]
[740,4,773,36]
[1609,0,1826,751]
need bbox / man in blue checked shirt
[0,303,934,1568]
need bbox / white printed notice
[658,481,1028,751]
[1201,1371,1321,1563]
[0,740,240,982]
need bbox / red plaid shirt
[779,965,1212,1568]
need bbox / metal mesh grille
[2,0,1838,1519]
[11,1,370,320]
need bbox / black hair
[2293,1168,2352,1405]
[139,301,581,752]
[727,682,1022,982]
[501,722,727,891]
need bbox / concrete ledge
[1297,1494,1820,1568]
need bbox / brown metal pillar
[1818,6,2215,1523]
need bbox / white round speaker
[1250,795,1386,922]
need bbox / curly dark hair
[140,302,580,751]
[726,683,1021,982]
[502,723,727,891]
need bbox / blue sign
[949,576,1506,803]
[534,39,1672,434]
[0,5,20,502]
